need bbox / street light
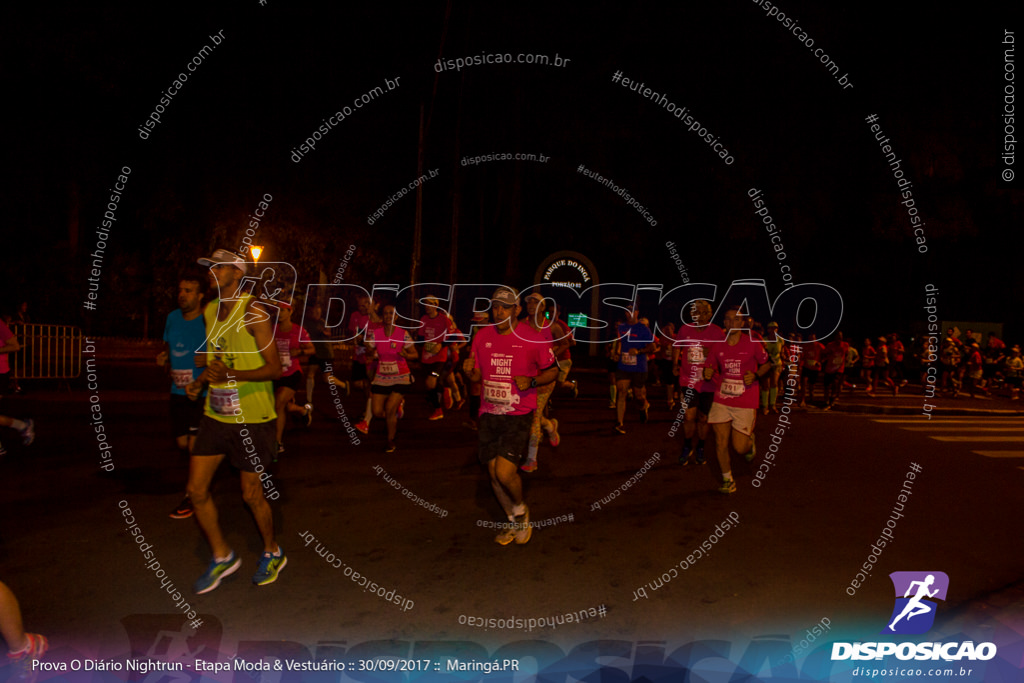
[250,245,263,263]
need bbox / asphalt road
[1,362,1022,681]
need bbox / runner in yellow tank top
[185,249,284,594]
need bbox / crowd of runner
[6,251,1024,675]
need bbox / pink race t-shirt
[418,313,456,364]
[803,341,825,370]
[348,311,383,365]
[274,323,311,377]
[0,321,13,375]
[707,333,768,410]
[367,326,413,386]
[825,340,849,374]
[470,323,556,416]
[675,323,723,394]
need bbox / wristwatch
[530,377,537,388]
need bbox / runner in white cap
[463,286,558,545]
[186,249,285,592]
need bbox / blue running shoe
[7,632,48,682]
[252,549,287,586]
[194,552,241,594]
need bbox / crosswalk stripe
[871,418,1024,460]
[900,427,1024,432]
[931,436,1024,442]
[873,419,1024,424]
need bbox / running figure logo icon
[882,571,949,635]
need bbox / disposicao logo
[882,571,948,635]
[832,571,997,663]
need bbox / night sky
[5,2,1020,343]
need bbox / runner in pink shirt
[703,307,771,494]
[520,292,561,473]
[0,319,35,460]
[418,296,461,421]
[672,299,722,467]
[799,334,825,408]
[822,332,850,411]
[272,303,314,456]
[464,287,558,546]
[349,296,382,435]
[366,304,418,452]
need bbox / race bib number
[483,379,514,405]
[721,378,745,397]
[209,386,240,415]
[686,346,705,364]
[171,369,193,389]
[622,352,637,366]
[379,360,399,375]
[424,341,441,355]
[276,339,292,370]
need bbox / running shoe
[570,381,579,399]
[520,459,537,473]
[608,400,616,409]
[252,549,287,586]
[614,423,626,435]
[668,399,675,411]
[640,401,650,423]
[7,632,48,681]
[428,408,444,421]
[385,441,396,453]
[455,397,466,410]
[169,496,194,519]
[20,419,35,446]
[397,400,405,420]
[194,552,241,594]
[443,388,453,410]
[679,443,692,465]
[514,506,532,544]
[328,376,349,395]
[0,442,6,458]
[718,478,737,494]
[495,521,517,545]
[744,437,757,462]
[304,404,314,427]
[695,444,706,465]
[355,420,369,435]
[548,419,560,447]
